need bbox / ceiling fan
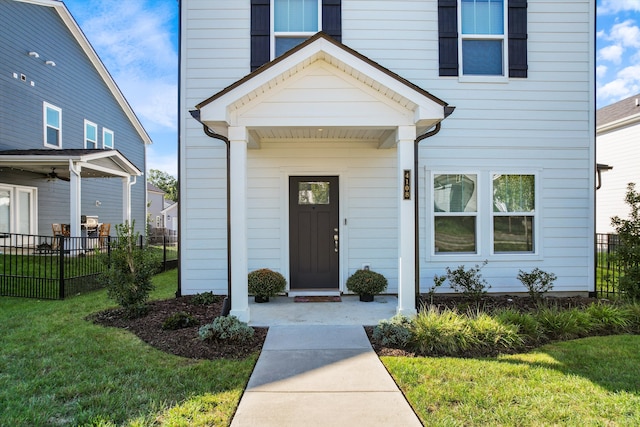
[44,167,70,182]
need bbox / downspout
[413,105,456,308]
[189,109,232,316]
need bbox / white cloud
[609,19,640,47]
[146,146,178,178]
[596,65,608,78]
[598,0,640,15]
[599,44,625,63]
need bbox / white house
[596,93,640,234]
[179,0,595,321]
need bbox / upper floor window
[460,0,506,76]
[103,128,114,149]
[84,120,98,149]
[43,102,61,148]
[273,0,320,57]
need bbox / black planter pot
[359,294,374,302]
[254,295,270,303]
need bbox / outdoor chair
[98,223,111,248]
[51,223,70,249]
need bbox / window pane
[493,174,535,212]
[462,40,503,75]
[275,0,318,32]
[461,0,504,35]
[435,216,476,253]
[299,181,330,205]
[46,107,60,127]
[103,130,114,149]
[0,189,9,233]
[86,124,96,141]
[275,37,308,56]
[494,216,534,252]
[17,191,30,234]
[47,127,60,146]
[434,174,477,212]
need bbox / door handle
[333,228,339,253]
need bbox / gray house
[0,0,151,239]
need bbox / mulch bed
[88,295,268,360]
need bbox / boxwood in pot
[346,269,388,302]
[248,268,287,302]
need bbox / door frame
[280,169,347,296]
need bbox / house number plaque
[403,170,411,200]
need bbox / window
[84,120,98,148]
[460,0,506,76]
[251,0,342,71]
[433,174,478,253]
[103,128,114,149]
[273,0,320,57]
[43,102,61,148]
[438,0,527,78]
[0,184,37,234]
[492,174,535,252]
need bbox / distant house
[147,183,166,229]
[0,0,151,240]
[596,93,640,234]
[179,0,595,321]
[162,200,178,233]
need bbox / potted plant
[247,268,287,303]
[346,269,388,302]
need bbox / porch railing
[0,232,177,300]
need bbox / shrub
[100,220,158,317]
[468,312,523,349]
[411,306,476,356]
[199,315,254,343]
[626,302,640,333]
[433,261,490,300]
[494,308,543,343]
[517,268,557,303]
[534,306,592,341]
[373,314,413,348]
[247,269,287,299]
[611,183,640,301]
[585,302,631,333]
[191,291,222,305]
[162,311,198,330]
[346,269,388,296]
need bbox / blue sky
[62,0,639,177]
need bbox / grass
[0,269,256,427]
[383,335,640,426]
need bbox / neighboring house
[162,200,178,233]
[596,93,640,234]
[147,183,166,229]
[179,0,595,321]
[0,0,150,240]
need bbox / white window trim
[430,171,480,257]
[489,171,540,257]
[457,0,509,82]
[43,102,62,149]
[0,183,38,235]
[270,0,322,60]
[102,128,114,149]
[84,120,98,149]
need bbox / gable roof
[12,0,152,145]
[597,93,640,133]
[147,182,165,194]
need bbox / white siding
[181,0,594,295]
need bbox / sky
[61,0,640,179]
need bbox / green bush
[585,303,631,333]
[611,183,640,301]
[433,261,490,300]
[411,306,476,356]
[346,269,388,296]
[247,269,287,298]
[626,302,640,333]
[373,314,413,348]
[534,306,592,341]
[100,220,158,317]
[494,308,543,343]
[191,291,222,305]
[468,312,523,349]
[517,268,557,303]
[162,311,198,330]
[198,315,254,344]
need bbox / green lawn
[0,270,256,427]
[383,334,640,426]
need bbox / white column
[397,125,417,316]
[229,126,250,322]
[69,162,82,238]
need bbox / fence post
[58,236,65,299]
[163,234,167,272]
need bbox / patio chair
[51,223,70,249]
[98,223,111,248]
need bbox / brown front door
[289,176,339,290]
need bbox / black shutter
[322,0,342,42]
[251,0,270,71]
[438,0,458,77]
[508,0,528,78]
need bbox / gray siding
[0,0,147,235]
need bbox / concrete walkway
[230,325,422,427]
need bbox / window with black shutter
[438,0,527,78]
[251,0,342,71]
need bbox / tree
[148,169,177,202]
[611,183,640,300]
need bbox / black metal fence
[0,232,177,300]
[596,233,622,298]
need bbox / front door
[289,176,339,290]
